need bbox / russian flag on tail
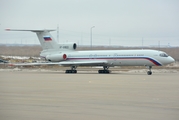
[44,36,52,41]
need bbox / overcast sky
[0,0,179,46]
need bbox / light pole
[57,24,59,43]
[90,26,95,49]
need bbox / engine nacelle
[58,43,77,50]
[46,54,67,62]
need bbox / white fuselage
[41,49,175,67]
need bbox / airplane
[6,29,175,75]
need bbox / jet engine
[46,53,67,62]
[59,43,77,50]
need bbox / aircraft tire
[147,71,152,75]
[72,70,77,73]
[65,70,77,74]
[65,70,69,73]
[98,70,103,74]
[98,70,110,74]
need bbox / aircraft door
[113,53,120,65]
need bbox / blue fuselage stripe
[67,57,162,66]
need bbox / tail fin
[6,29,58,50]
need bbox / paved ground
[0,71,179,120]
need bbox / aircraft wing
[59,60,108,66]
[8,60,108,67]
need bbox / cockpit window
[160,53,168,57]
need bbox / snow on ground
[1,55,40,60]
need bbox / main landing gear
[65,66,111,74]
[65,66,77,73]
[147,66,152,75]
[98,66,111,74]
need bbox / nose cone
[168,56,175,64]
[161,56,175,65]
[170,57,175,63]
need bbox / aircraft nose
[169,56,175,63]
[161,56,175,65]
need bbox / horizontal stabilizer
[6,28,57,50]
[5,29,55,32]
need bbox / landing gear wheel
[73,70,77,73]
[65,70,77,74]
[98,70,111,74]
[98,66,111,74]
[147,71,152,75]
[146,66,152,75]
[65,66,77,74]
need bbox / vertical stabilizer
[6,29,57,50]
[35,30,58,50]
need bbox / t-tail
[6,29,58,50]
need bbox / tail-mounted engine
[59,43,77,50]
[46,53,67,62]
[45,43,77,62]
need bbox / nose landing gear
[147,66,152,75]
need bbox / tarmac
[0,70,179,120]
